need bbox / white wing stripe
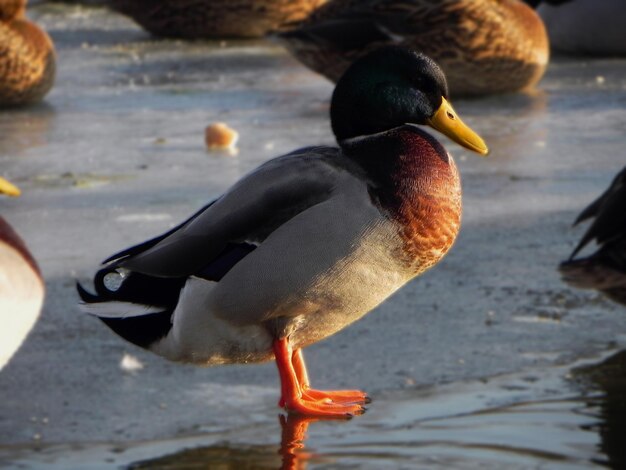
[80,301,165,318]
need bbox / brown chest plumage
[392,162,461,273]
[352,126,462,274]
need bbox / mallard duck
[108,0,328,39]
[525,0,626,56]
[79,47,488,417]
[0,177,45,370]
[559,167,626,305]
[278,0,549,97]
[0,0,56,107]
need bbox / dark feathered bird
[559,167,626,305]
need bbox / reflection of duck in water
[524,0,626,56]
[0,0,56,107]
[108,0,328,39]
[560,167,626,305]
[0,177,45,370]
[127,414,316,470]
[79,47,488,417]
[278,0,549,97]
[572,350,626,469]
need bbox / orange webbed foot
[279,388,369,408]
[273,339,369,418]
[301,387,371,405]
[284,393,366,418]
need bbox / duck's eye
[447,111,456,120]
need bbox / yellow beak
[426,97,489,156]
[0,177,21,197]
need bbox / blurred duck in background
[108,0,328,39]
[525,0,626,56]
[0,177,45,370]
[0,0,56,107]
[278,0,549,97]
[560,168,626,306]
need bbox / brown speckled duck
[79,47,488,417]
[0,0,56,107]
[278,0,549,97]
[560,167,626,306]
[109,0,328,39]
[0,177,44,370]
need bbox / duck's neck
[342,125,462,271]
[340,125,453,192]
[330,86,429,143]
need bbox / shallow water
[2,351,625,469]
[1,2,626,469]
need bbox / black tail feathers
[78,267,186,349]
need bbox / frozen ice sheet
[0,1,625,451]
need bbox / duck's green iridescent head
[330,46,488,155]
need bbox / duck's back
[437,0,549,96]
[280,0,548,96]
[110,0,328,39]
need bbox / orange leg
[273,338,366,418]
[292,348,370,405]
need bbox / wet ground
[1,2,626,469]
[3,350,626,469]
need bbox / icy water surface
[1,2,626,469]
[2,351,626,469]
